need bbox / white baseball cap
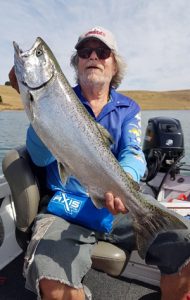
[75,26,118,52]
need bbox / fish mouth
[13,41,23,56]
[13,40,54,90]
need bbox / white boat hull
[0,176,22,270]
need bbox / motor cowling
[143,117,184,180]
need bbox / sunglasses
[77,47,111,60]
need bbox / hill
[0,85,23,111]
[0,85,190,111]
[121,89,190,110]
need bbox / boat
[0,116,190,299]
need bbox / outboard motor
[143,117,184,182]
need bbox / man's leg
[39,278,85,300]
[146,230,190,300]
[24,214,96,300]
[160,262,190,300]
[101,212,136,253]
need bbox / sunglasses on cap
[77,47,112,60]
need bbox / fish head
[13,37,56,120]
[13,37,55,90]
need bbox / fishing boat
[0,116,190,299]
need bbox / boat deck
[0,253,161,300]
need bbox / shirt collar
[73,85,131,120]
[73,85,128,105]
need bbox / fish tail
[134,206,188,259]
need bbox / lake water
[0,110,189,175]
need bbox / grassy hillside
[0,85,23,110]
[121,89,190,110]
[0,85,190,111]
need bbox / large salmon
[13,37,188,258]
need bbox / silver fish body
[13,37,188,258]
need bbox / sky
[0,0,190,91]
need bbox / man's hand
[9,67,20,93]
[104,192,128,215]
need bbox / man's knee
[39,278,85,300]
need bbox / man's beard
[79,72,110,88]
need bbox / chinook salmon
[13,37,188,258]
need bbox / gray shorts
[24,213,96,299]
[24,212,190,298]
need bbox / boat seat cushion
[2,146,40,232]
[91,241,127,276]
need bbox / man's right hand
[9,67,20,93]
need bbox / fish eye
[36,48,43,57]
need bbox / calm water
[0,111,28,174]
[0,110,189,175]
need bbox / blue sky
[0,0,190,91]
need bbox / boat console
[142,117,189,198]
[143,117,184,178]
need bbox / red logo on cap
[85,30,106,37]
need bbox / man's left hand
[104,192,128,215]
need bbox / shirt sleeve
[26,125,55,167]
[117,112,146,182]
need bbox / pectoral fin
[91,195,105,209]
[58,162,71,183]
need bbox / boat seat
[2,146,128,277]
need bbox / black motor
[143,117,184,181]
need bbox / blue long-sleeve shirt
[26,86,146,232]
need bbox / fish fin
[97,123,114,147]
[133,201,188,259]
[90,194,105,209]
[58,162,70,183]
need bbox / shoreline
[1,106,190,112]
[0,85,190,111]
[0,105,23,111]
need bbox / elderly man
[9,26,190,300]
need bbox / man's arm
[9,67,19,93]
[26,125,55,167]
[104,112,146,215]
[118,112,146,182]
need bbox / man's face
[77,39,117,88]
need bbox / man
[9,26,190,300]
